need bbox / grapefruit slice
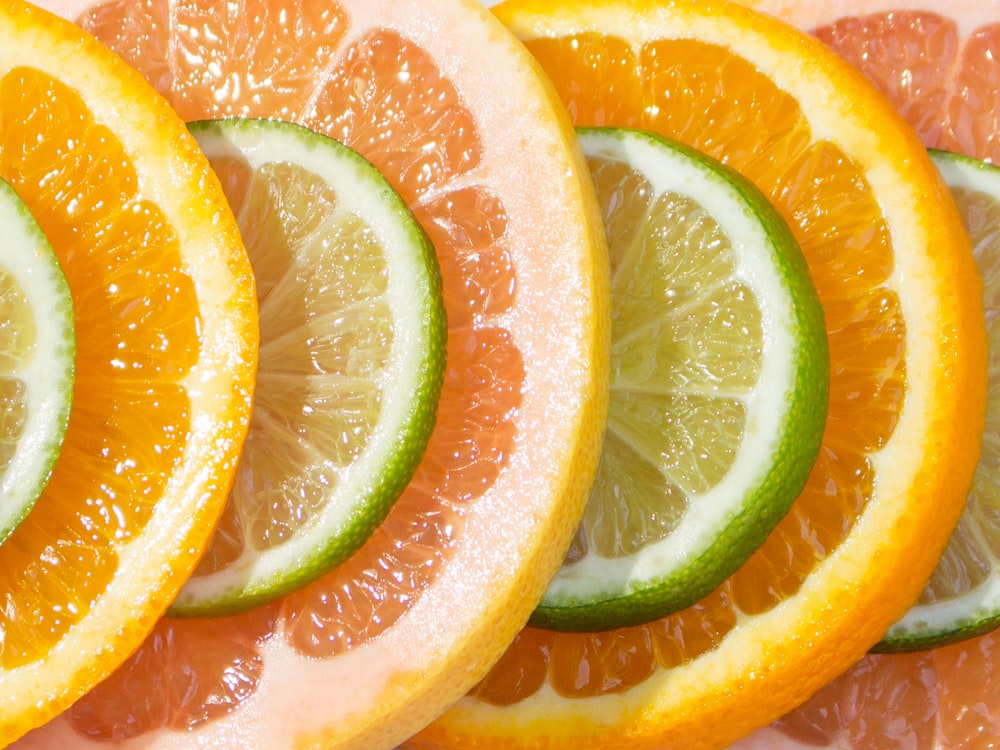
[410,0,986,748]
[17,0,609,747]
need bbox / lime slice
[531,126,829,632]
[0,177,75,545]
[878,149,1000,652]
[171,117,446,616]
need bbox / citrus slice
[15,0,608,747]
[740,0,1000,167]
[534,126,827,632]
[715,1,1000,746]
[0,0,257,744]
[170,117,446,616]
[409,0,986,748]
[0,176,74,544]
[732,631,1000,749]
[874,149,1000,652]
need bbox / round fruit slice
[0,0,257,744]
[16,0,608,747]
[533,126,827,632]
[410,0,986,748]
[171,117,446,616]
[876,149,1000,652]
[719,1,1000,747]
[0,176,74,544]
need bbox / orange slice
[16,0,608,748]
[0,0,256,744]
[409,0,987,748]
[722,0,1000,746]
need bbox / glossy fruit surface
[17,0,609,747]
[534,125,827,632]
[728,0,1000,746]
[0,0,257,742]
[411,0,986,748]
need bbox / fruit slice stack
[3,0,609,748]
[0,1,257,744]
[1,0,999,749]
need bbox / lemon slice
[0,176,74,546]
[879,148,1000,651]
[171,117,446,616]
[532,127,828,632]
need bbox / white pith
[543,128,803,605]
[174,119,439,607]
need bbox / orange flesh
[64,0,524,737]
[0,65,196,669]
[469,33,901,703]
[736,10,1000,748]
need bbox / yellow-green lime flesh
[0,177,75,546]
[170,117,446,617]
[531,126,828,633]
[878,149,1000,652]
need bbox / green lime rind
[876,149,1000,653]
[0,177,75,546]
[531,127,828,633]
[170,118,446,617]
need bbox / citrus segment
[734,630,1000,750]
[740,0,1000,164]
[713,0,1000,745]
[0,0,256,743]
[17,0,609,746]
[410,0,986,747]
[171,117,446,616]
[534,126,827,632]
[0,176,74,544]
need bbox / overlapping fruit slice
[18,0,609,747]
[533,126,828,632]
[0,0,257,744]
[877,149,1000,651]
[171,116,447,616]
[735,149,1000,750]
[0,176,74,544]
[727,0,1000,745]
[759,0,1000,655]
[410,0,987,748]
